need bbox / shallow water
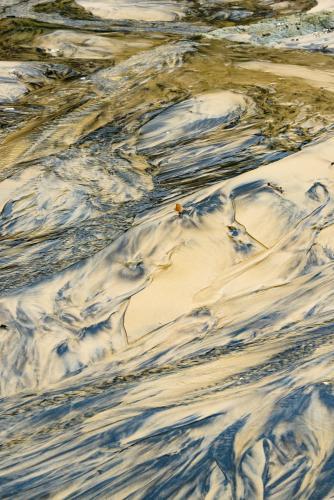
[0,1,334,498]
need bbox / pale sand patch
[0,61,30,103]
[0,155,152,239]
[309,0,334,12]
[0,61,75,103]
[138,90,251,150]
[124,137,334,340]
[34,30,154,59]
[76,0,186,21]
[238,61,334,92]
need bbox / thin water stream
[0,1,334,498]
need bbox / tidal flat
[0,0,334,498]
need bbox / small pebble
[175,203,183,215]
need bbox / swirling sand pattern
[0,0,334,498]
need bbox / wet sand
[0,0,334,498]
